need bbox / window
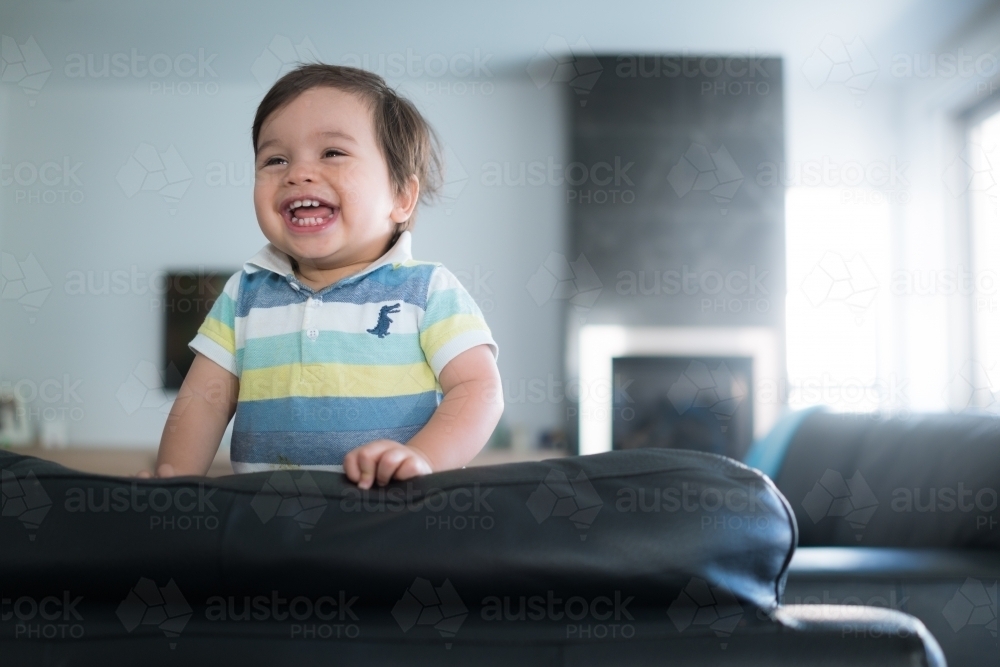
[967,106,1000,409]
[785,187,893,413]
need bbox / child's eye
[323,149,345,158]
[262,156,286,167]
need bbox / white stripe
[238,300,425,339]
[221,271,242,299]
[426,265,464,294]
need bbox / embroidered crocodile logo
[367,303,401,338]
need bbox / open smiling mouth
[283,198,339,229]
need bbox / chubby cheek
[253,176,279,219]
[337,166,396,223]
[329,164,366,210]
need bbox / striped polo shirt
[188,231,498,473]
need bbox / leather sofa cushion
[1,448,796,614]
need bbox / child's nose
[285,160,318,184]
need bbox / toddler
[139,64,502,489]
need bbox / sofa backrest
[1,448,797,621]
[761,410,1000,549]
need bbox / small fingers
[353,441,393,489]
[156,463,176,478]
[394,450,433,480]
[374,448,409,487]
[343,449,361,483]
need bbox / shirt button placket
[304,297,319,347]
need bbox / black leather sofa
[1,447,945,666]
[746,409,999,667]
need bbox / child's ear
[390,174,420,223]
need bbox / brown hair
[252,63,443,239]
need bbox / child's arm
[343,344,503,489]
[136,353,239,478]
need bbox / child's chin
[287,238,341,258]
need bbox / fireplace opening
[611,355,754,460]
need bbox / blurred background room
[1,0,999,473]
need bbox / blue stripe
[233,394,440,432]
[240,331,427,369]
[743,406,825,478]
[205,290,237,328]
[236,271,303,317]
[235,264,436,317]
[231,426,424,465]
[422,287,482,329]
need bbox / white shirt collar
[244,231,413,285]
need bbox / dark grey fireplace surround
[566,55,785,454]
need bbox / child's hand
[343,440,433,489]
[134,463,178,479]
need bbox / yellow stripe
[420,314,489,361]
[240,362,438,400]
[199,317,236,355]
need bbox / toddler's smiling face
[253,86,414,279]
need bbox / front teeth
[289,199,328,225]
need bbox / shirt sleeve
[188,271,242,377]
[419,265,499,378]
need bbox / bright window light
[968,107,1000,407]
[785,187,893,412]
